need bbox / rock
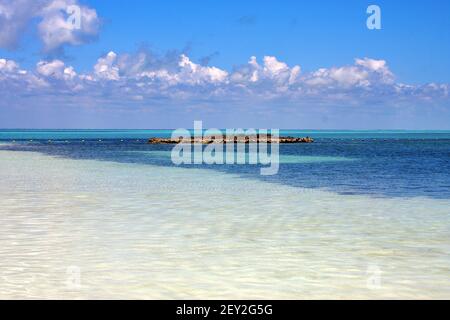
[147,135,314,144]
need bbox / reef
[147,135,314,144]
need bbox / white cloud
[303,58,396,90]
[0,0,100,52]
[320,66,369,87]
[36,59,77,80]
[0,58,21,73]
[36,59,64,77]
[94,51,120,80]
[38,0,100,52]
[177,54,228,84]
[230,56,301,89]
[0,57,50,90]
[0,0,44,49]
[91,51,229,86]
[356,57,390,73]
[263,56,289,76]
[0,53,448,109]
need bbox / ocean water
[0,130,449,299]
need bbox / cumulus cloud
[38,0,100,52]
[36,59,77,80]
[303,58,394,90]
[93,51,120,80]
[91,51,229,86]
[0,57,49,90]
[0,0,43,49]
[0,0,100,52]
[0,57,21,73]
[230,56,301,90]
[0,52,448,110]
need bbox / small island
[148,135,314,144]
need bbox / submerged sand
[0,150,449,299]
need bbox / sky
[0,0,449,129]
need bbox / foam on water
[0,150,449,299]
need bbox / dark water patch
[1,137,450,199]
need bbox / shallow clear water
[0,131,449,299]
[2,130,450,199]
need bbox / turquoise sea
[0,130,449,298]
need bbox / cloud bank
[1,51,448,107]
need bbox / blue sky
[0,0,449,128]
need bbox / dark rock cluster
[148,135,314,144]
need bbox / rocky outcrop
[148,135,314,144]
[278,136,314,143]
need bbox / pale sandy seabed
[0,149,449,299]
